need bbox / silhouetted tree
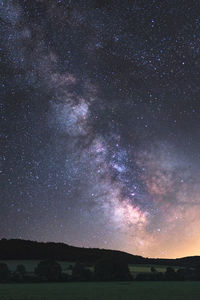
[176,268,186,281]
[34,259,62,281]
[11,264,27,282]
[0,263,10,282]
[135,273,152,281]
[151,266,156,273]
[165,267,177,280]
[94,258,132,281]
[68,264,73,270]
[195,263,200,280]
[155,272,165,281]
[16,264,26,276]
[72,262,92,281]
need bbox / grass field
[0,282,200,300]
[129,264,179,276]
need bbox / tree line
[0,259,200,283]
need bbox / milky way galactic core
[1,0,200,258]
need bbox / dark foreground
[0,282,200,300]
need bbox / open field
[129,264,179,276]
[0,260,74,273]
[0,282,200,300]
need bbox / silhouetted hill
[148,256,200,267]
[0,239,199,267]
[0,239,145,264]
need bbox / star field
[1,0,200,258]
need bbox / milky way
[1,0,200,258]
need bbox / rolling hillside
[0,239,199,267]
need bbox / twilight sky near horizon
[1,0,200,258]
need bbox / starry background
[1,0,200,258]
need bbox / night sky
[1,0,200,258]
